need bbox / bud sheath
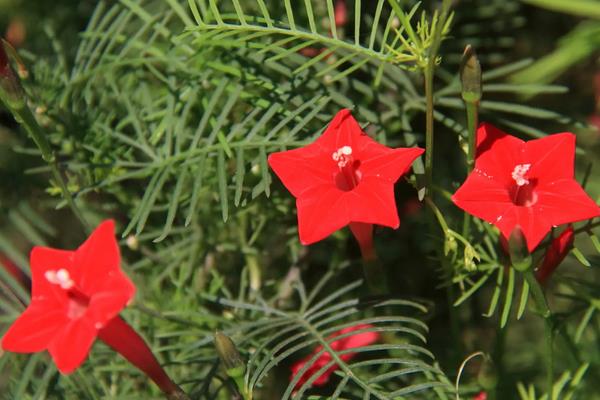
[460,45,482,103]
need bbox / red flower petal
[86,287,134,330]
[290,324,379,389]
[334,0,347,27]
[296,185,350,244]
[360,146,424,183]
[475,123,525,188]
[29,247,73,305]
[473,391,487,400]
[349,178,400,228]
[312,109,364,152]
[535,179,600,225]
[335,324,380,349]
[72,220,127,296]
[526,133,574,183]
[1,303,67,352]
[48,319,97,374]
[494,206,552,252]
[451,172,512,223]
[268,145,332,198]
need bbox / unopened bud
[460,45,482,103]
[214,331,245,374]
[214,331,248,398]
[535,226,574,284]
[508,226,532,271]
[0,40,25,108]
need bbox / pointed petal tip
[299,237,312,246]
[55,363,78,375]
[330,108,354,129]
[96,219,116,234]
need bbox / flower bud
[508,226,532,271]
[536,226,574,284]
[0,40,25,109]
[460,45,482,103]
[214,331,245,375]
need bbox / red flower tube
[535,226,575,284]
[290,324,379,389]
[1,220,186,398]
[452,123,600,252]
[268,109,424,260]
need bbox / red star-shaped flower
[1,220,135,373]
[268,109,424,246]
[290,324,379,389]
[452,123,600,252]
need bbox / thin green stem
[573,219,600,235]
[424,65,435,196]
[13,104,90,233]
[465,101,479,173]
[523,270,554,399]
[238,213,261,292]
[461,100,479,239]
[422,0,453,198]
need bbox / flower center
[45,269,90,320]
[509,163,538,207]
[511,163,531,186]
[332,146,361,191]
[45,269,74,289]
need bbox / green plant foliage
[180,266,454,399]
[1,0,600,399]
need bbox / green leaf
[522,0,600,19]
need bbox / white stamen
[511,163,531,186]
[45,268,74,290]
[331,146,353,168]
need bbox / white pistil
[511,163,531,186]
[332,145,353,168]
[45,268,74,290]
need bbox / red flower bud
[535,226,574,284]
[0,40,25,107]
